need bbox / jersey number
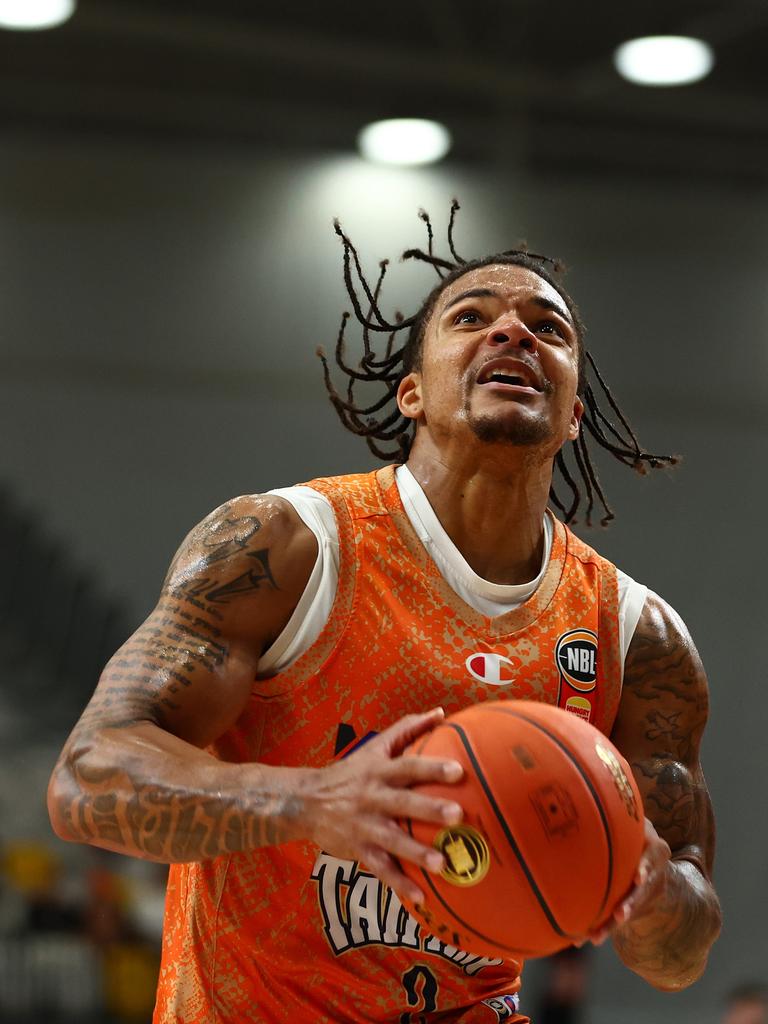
[400,964,438,1023]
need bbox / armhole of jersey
[617,568,647,677]
[256,487,340,677]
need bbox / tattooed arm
[47,494,321,861]
[608,591,721,990]
[47,494,463,898]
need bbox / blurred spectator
[722,984,768,1024]
[84,851,135,946]
[2,840,82,934]
[532,947,590,1024]
[0,840,163,1020]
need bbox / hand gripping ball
[399,700,645,959]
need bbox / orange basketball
[399,700,644,960]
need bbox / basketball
[399,701,645,960]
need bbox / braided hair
[317,200,678,526]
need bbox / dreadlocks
[317,200,678,527]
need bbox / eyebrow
[441,287,573,327]
[530,295,573,326]
[442,288,497,314]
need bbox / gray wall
[1,135,765,1023]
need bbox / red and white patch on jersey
[465,652,518,686]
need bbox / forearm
[48,722,310,862]
[612,858,721,991]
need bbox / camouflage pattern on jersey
[155,466,622,1023]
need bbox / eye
[535,319,565,338]
[454,309,481,326]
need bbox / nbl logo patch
[554,629,598,693]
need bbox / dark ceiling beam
[0,73,358,146]
[64,1,768,136]
[1,68,768,186]
[72,1,529,104]
[0,0,765,168]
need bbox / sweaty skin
[48,496,463,905]
[397,264,721,988]
[607,593,720,990]
[48,263,720,990]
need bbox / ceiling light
[0,0,76,30]
[614,35,714,87]
[358,119,452,167]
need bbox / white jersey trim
[258,471,647,678]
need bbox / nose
[489,319,538,352]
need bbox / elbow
[640,954,711,993]
[649,958,709,993]
[47,723,112,843]
[647,906,723,993]
[47,771,74,842]
[650,965,705,993]
[47,749,89,844]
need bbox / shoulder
[166,492,315,576]
[162,494,318,629]
[613,589,710,762]
[624,590,705,689]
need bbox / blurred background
[0,1,766,1022]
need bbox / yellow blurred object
[104,942,160,1020]
[1,840,59,894]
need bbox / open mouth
[484,371,535,388]
[476,361,543,392]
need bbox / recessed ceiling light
[614,35,714,87]
[358,119,452,167]
[0,0,76,31]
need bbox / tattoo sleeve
[48,497,312,862]
[610,592,721,989]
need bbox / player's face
[399,264,583,456]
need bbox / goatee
[469,413,554,447]
[465,377,556,447]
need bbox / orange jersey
[155,466,622,1024]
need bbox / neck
[405,434,555,585]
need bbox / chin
[469,413,555,448]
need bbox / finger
[375,788,463,827]
[575,916,614,948]
[366,818,446,876]
[633,850,657,886]
[375,708,446,757]
[360,845,425,906]
[614,868,666,924]
[587,925,612,946]
[635,860,648,886]
[384,754,464,787]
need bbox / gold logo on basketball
[596,743,639,821]
[434,825,490,887]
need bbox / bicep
[65,493,317,752]
[610,591,716,877]
[71,602,259,750]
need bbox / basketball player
[722,985,768,1024]
[48,207,721,1023]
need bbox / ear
[568,395,584,441]
[397,372,423,422]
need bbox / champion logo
[465,652,517,686]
